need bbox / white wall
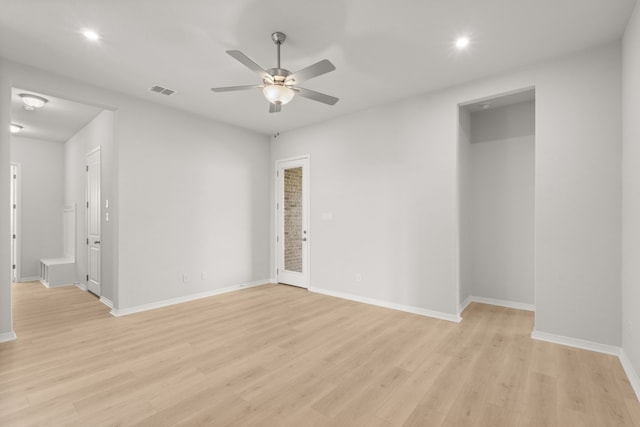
[272,93,461,318]
[64,110,114,299]
[468,101,535,305]
[272,43,621,346]
[10,137,65,279]
[622,2,640,388]
[117,102,271,309]
[533,46,621,346]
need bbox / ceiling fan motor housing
[266,68,292,84]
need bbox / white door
[276,156,309,288]
[86,148,101,296]
[10,165,17,283]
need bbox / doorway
[276,156,310,288]
[458,89,536,311]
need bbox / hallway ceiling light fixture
[19,93,48,111]
[10,124,23,133]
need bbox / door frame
[274,155,310,289]
[10,163,21,283]
[86,146,101,296]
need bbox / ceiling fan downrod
[271,32,286,70]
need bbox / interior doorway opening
[458,88,536,313]
[9,87,108,297]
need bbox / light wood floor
[1,282,639,426]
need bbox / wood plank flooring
[1,281,639,426]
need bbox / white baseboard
[19,276,39,283]
[531,330,620,356]
[40,280,75,289]
[466,296,535,312]
[459,295,473,313]
[75,283,87,291]
[308,286,461,323]
[110,279,270,317]
[99,296,113,309]
[0,331,17,343]
[620,349,640,402]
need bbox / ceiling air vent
[149,85,175,96]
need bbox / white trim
[466,296,535,312]
[99,296,113,309]
[620,349,640,402]
[75,282,88,291]
[18,276,39,283]
[309,286,462,323]
[458,295,473,313]
[530,330,620,356]
[39,279,75,289]
[110,280,270,317]
[0,331,17,343]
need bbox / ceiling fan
[211,32,338,113]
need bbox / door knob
[94,241,100,244]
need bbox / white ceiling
[11,88,103,143]
[0,1,636,136]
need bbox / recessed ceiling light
[481,102,491,110]
[83,29,100,41]
[10,124,23,134]
[455,36,470,49]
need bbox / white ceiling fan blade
[294,87,339,105]
[211,85,263,92]
[286,60,335,84]
[226,50,272,81]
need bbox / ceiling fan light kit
[211,32,338,113]
[263,84,294,105]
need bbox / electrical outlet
[182,274,189,283]
[355,273,362,282]
[201,272,208,280]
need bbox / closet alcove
[459,89,536,311]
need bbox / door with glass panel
[276,156,309,288]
